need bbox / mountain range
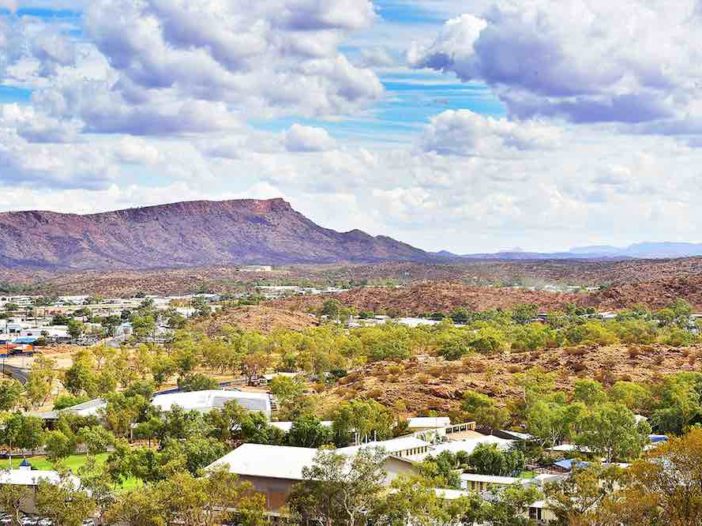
[0,199,699,271]
[0,199,429,270]
[449,242,702,261]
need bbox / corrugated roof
[338,436,430,455]
[460,473,520,484]
[152,390,271,413]
[208,444,318,480]
[0,469,78,487]
[407,417,451,429]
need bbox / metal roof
[152,390,271,414]
[208,444,318,480]
[337,436,430,455]
[407,417,451,429]
[460,473,521,485]
[0,468,78,487]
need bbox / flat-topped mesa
[0,199,430,270]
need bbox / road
[0,354,31,384]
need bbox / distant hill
[448,242,702,261]
[0,199,430,270]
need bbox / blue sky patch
[0,86,33,104]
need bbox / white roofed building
[208,443,418,511]
[0,460,81,514]
[37,398,107,422]
[152,390,272,416]
[407,417,451,431]
[338,436,431,459]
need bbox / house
[239,265,273,272]
[528,500,558,523]
[37,398,107,422]
[460,473,522,493]
[208,443,418,512]
[438,480,558,524]
[0,460,81,514]
[338,436,432,459]
[151,389,272,417]
[407,417,451,432]
[39,390,273,424]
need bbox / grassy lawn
[0,453,141,490]
[518,471,536,479]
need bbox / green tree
[105,469,265,526]
[64,349,98,397]
[375,474,484,526]
[103,392,150,438]
[651,373,702,434]
[462,391,509,431]
[511,304,539,325]
[53,394,90,410]
[0,380,23,411]
[450,307,472,325]
[419,451,461,488]
[160,435,228,476]
[573,379,607,406]
[0,414,44,462]
[466,444,525,477]
[67,318,85,341]
[526,400,580,448]
[576,403,651,463]
[177,373,219,392]
[289,448,387,526]
[332,399,394,446]
[36,477,96,526]
[269,375,306,403]
[25,355,57,408]
[469,326,507,354]
[545,464,623,525]
[482,484,543,526]
[44,429,77,462]
[0,484,31,526]
[437,331,471,361]
[78,425,115,457]
[104,487,166,526]
[287,416,333,448]
[609,381,652,414]
[320,299,342,321]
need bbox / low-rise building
[0,460,81,515]
[151,389,272,416]
[208,443,418,512]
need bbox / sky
[0,0,701,254]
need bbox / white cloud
[284,124,336,152]
[0,130,118,190]
[420,109,561,156]
[359,47,395,68]
[408,14,486,74]
[410,0,702,127]
[0,103,81,143]
[114,137,160,165]
[82,0,383,120]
